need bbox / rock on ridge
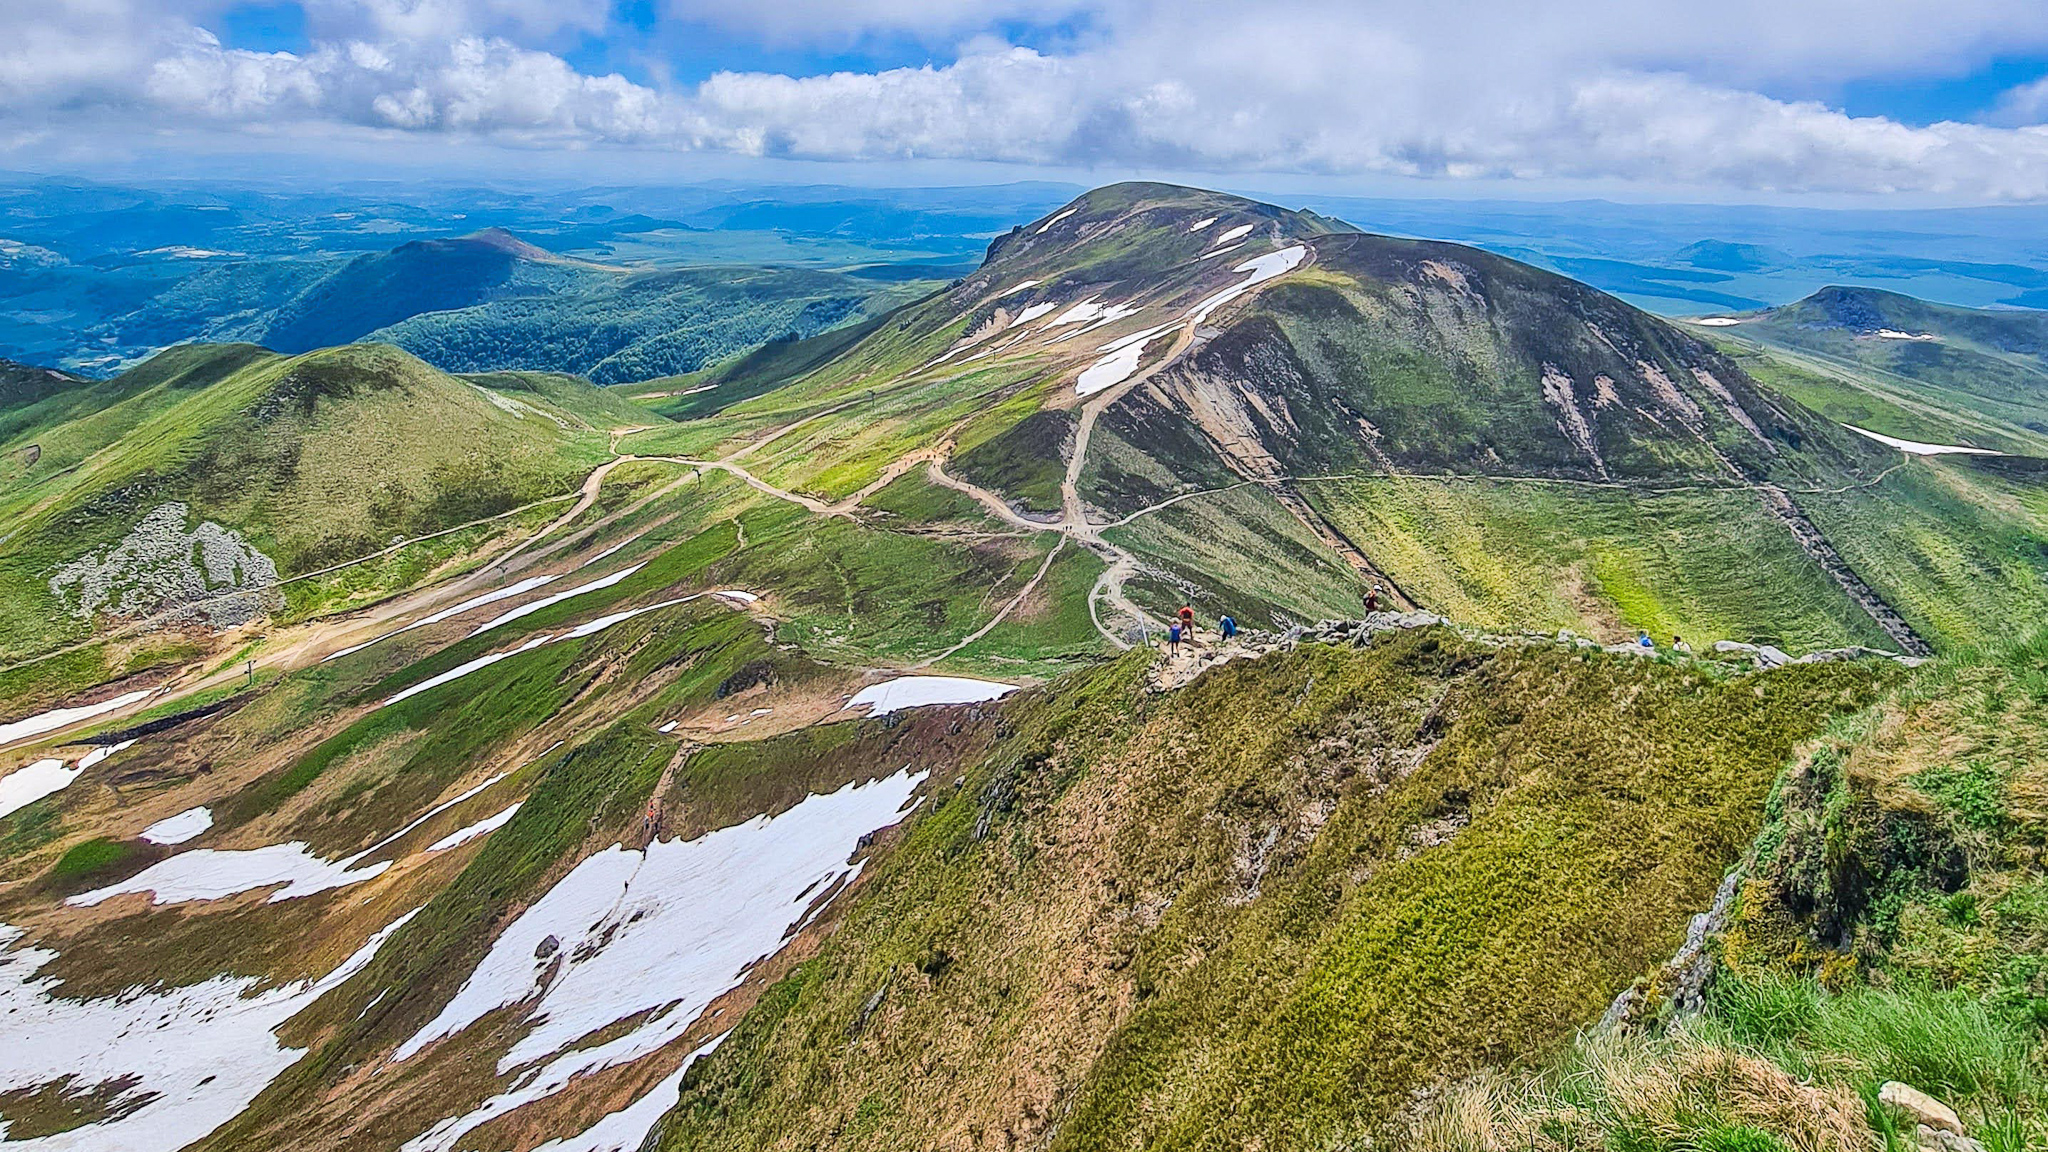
[50,502,281,628]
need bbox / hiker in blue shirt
[1167,621,1182,655]
[1219,614,1238,640]
[1638,630,1654,649]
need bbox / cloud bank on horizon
[9,0,2048,199]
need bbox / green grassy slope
[0,343,629,669]
[651,631,1891,1151]
[1723,286,2048,449]
[1418,627,2048,1152]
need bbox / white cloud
[7,0,2048,198]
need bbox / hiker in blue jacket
[1219,614,1238,641]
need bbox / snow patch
[1007,301,1057,328]
[994,279,1040,298]
[1210,223,1255,245]
[384,588,758,711]
[470,564,645,637]
[1198,243,1244,260]
[1691,317,1743,326]
[395,772,926,1151]
[1034,209,1076,234]
[1874,328,1938,341]
[526,1034,728,1152]
[1185,245,1307,327]
[0,910,415,1152]
[1843,424,2005,456]
[847,676,1016,715]
[1187,216,1218,231]
[323,575,560,662]
[0,689,154,749]
[383,635,554,709]
[76,739,136,772]
[0,760,78,820]
[142,806,212,846]
[427,803,521,852]
[1074,325,1172,397]
[66,842,393,907]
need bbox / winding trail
[915,539,1068,667]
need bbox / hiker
[1637,630,1654,649]
[1178,603,1196,644]
[1167,621,1182,655]
[1363,585,1383,614]
[1672,634,1692,655]
[1219,614,1238,641]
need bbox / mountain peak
[453,226,558,262]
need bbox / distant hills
[0,225,940,383]
[1691,285,2048,451]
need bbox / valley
[0,183,2044,1152]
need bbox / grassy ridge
[1420,628,2048,1152]
[652,631,1887,1151]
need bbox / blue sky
[9,1,2048,203]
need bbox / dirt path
[2,242,1322,738]
[916,539,1067,667]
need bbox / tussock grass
[1413,1027,1869,1152]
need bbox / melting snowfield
[1035,208,1076,234]
[1187,245,1308,326]
[1210,222,1255,245]
[1691,317,1743,326]
[0,689,153,750]
[0,910,417,1152]
[0,739,140,821]
[426,802,521,852]
[847,676,1017,714]
[66,841,394,907]
[73,768,520,908]
[0,760,79,821]
[323,574,560,662]
[469,564,646,637]
[396,769,926,1152]
[527,1033,728,1152]
[382,589,758,711]
[1843,424,2005,456]
[1075,325,1171,397]
[141,806,213,845]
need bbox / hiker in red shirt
[1177,603,1196,647]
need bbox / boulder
[1879,1082,1964,1136]
[1796,645,1901,664]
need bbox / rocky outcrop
[50,502,281,628]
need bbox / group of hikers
[1164,603,1237,655]
[1159,581,1699,659]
